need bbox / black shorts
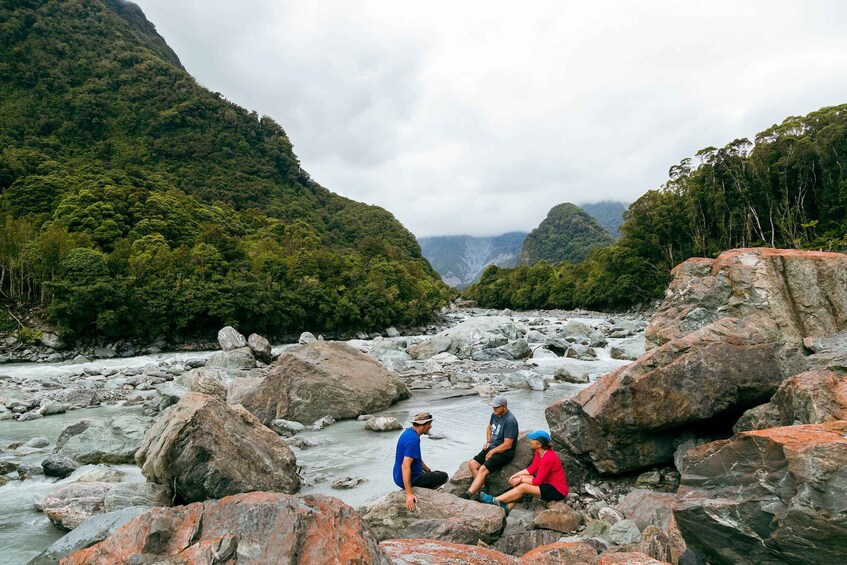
[539,483,566,502]
[473,449,514,473]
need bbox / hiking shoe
[478,491,495,505]
[458,491,472,500]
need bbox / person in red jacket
[479,430,568,515]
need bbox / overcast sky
[133,1,847,237]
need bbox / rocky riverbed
[2,247,846,565]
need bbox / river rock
[380,539,517,564]
[39,332,65,350]
[135,393,299,503]
[637,524,688,565]
[361,488,506,544]
[241,341,409,424]
[42,454,81,478]
[674,421,847,565]
[28,506,148,565]
[365,416,403,432]
[103,482,171,512]
[493,529,562,557]
[527,374,549,391]
[408,316,522,360]
[531,501,583,533]
[615,489,676,531]
[24,436,50,449]
[610,336,646,360]
[34,482,112,530]
[270,418,306,437]
[38,400,68,416]
[205,347,256,370]
[176,368,229,400]
[520,541,598,564]
[609,519,642,545]
[299,331,317,344]
[58,415,151,464]
[217,326,247,351]
[247,333,272,362]
[732,402,781,434]
[553,366,589,384]
[501,338,531,360]
[63,491,389,565]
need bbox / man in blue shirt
[393,411,448,510]
[460,395,519,500]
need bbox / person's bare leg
[468,459,480,479]
[496,484,541,504]
[468,465,489,494]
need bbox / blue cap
[527,430,551,443]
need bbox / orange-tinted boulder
[519,541,597,564]
[595,552,671,565]
[674,421,847,565]
[62,491,389,564]
[548,248,847,474]
[380,539,517,564]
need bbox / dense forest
[466,104,847,310]
[0,0,451,340]
[520,203,613,266]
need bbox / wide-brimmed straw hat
[412,412,434,425]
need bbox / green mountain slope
[520,203,613,265]
[0,0,450,339]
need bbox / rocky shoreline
[2,247,845,564]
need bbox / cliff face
[419,232,525,288]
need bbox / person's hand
[509,476,521,486]
[405,493,417,511]
[483,442,490,450]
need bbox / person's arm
[483,423,492,449]
[401,457,417,510]
[525,451,540,476]
[487,436,514,455]
[422,461,431,473]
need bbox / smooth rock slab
[674,421,847,565]
[380,539,517,564]
[520,541,598,564]
[135,393,299,503]
[365,416,403,432]
[361,488,506,545]
[63,492,390,565]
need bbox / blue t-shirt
[489,410,518,456]
[393,427,423,488]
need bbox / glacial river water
[0,320,634,564]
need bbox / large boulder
[380,539,517,564]
[57,415,152,465]
[361,488,506,545]
[734,369,847,432]
[135,393,299,503]
[217,326,247,351]
[546,248,847,474]
[674,421,847,565]
[408,316,524,360]
[614,489,676,531]
[205,347,256,370]
[240,341,409,424]
[63,492,390,565]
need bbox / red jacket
[525,449,569,496]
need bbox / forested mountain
[466,104,847,310]
[520,203,613,265]
[418,232,525,288]
[579,200,627,239]
[0,0,451,339]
